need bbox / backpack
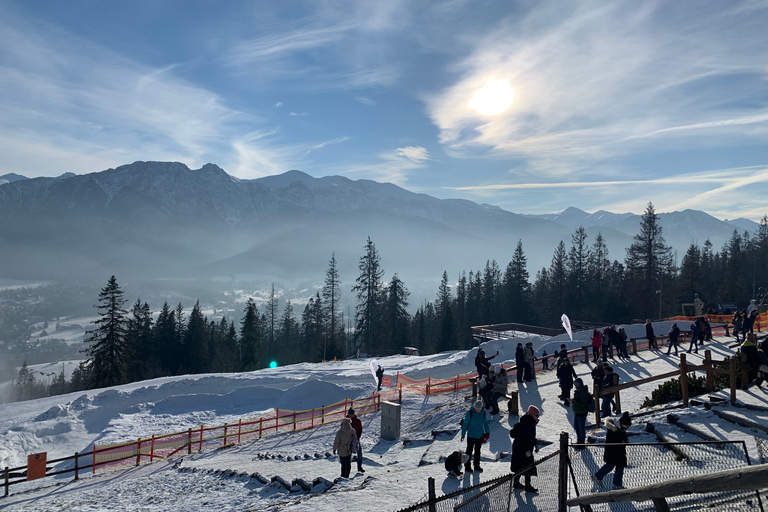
[509,421,520,439]
[349,434,360,453]
[587,395,596,413]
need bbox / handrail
[566,464,768,507]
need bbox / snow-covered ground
[0,331,766,511]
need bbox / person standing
[645,320,657,350]
[743,310,758,339]
[475,348,499,378]
[667,323,680,356]
[591,329,602,362]
[601,328,611,360]
[376,366,385,392]
[479,367,497,409]
[461,400,490,473]
[541,350,549,371]
[618,327,629,358]
[600,365,617,417]
[733,312,744,341]
[609,326,620,359]
[557,357,577,406]
[511,405,540,493]
[592,412,632,490]
[571,378,591,445]
[332,417,357,478]
[523,342,536,381]
[515,343,525,383]
[347,408,365,473]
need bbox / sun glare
[469,80,514,116]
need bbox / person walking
[557,357,577,406]
[487,366,509,415]
[687,320,700,354]
[733,312,744,341]
[666,323,680,356]
[600,365,617,417]
[347,408,365,473]
[461,400,490,473]
[332,417,357,478]
[645,320,657,350]
[571,378,591,445]
[592,412,632,490]
[511,405,540,493]
[591,329,602,362]
[444,450,470,478]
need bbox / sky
[1,0,768,220]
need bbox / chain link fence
[756,436,767,465]
[569,441,762,512]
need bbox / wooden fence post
[275,408,280,433]
[613,373,621,414]
[729,358,737,405]
[428,477,436,512]
[632,338,638,355]
[92,446,96,474]
[136,438,142,466]
[187,428,192,455]
[680,354,689,408]
[150,435,155,461]
[558,432,569,512]
[74,452,79,481]
[4,466,8,497]
[593,382,601,426]
[199,425,204,451]
[583,346,589,363]
[293,411,297,431]
[427,377,431,395]
[259,417,263,439]
[705,350,713,392]
[223,425,228,446]
[238,419,242,443]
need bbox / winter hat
[602,362,610,368]
[527,405,540,417]
[474,400,484,412]
[461,453,470,464]
[574,378,583,388]
[341,417,352,426]
[619,412,632,428]
[347,408,355,417]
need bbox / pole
[187,428,192,455]
[74,452,79,481]
[4,466,9,497]
[558,432,569,512]
[428,477,436,512]
[680,354,689,408]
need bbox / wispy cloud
[395,146,431,162]
[342,146,432,184]
[275,102,283,107]
[425,1,768,177]
[354,96,377,106]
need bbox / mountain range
[0,163,760,284]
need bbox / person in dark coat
[618,327,629,358]
[571,378,591,444]
[591,329,602,362]
[541,350,549,371]
[645,320,657,350]
[479,367,497,409]
[592,412,631,489]
[600,365,617,417]
[523,342,536,381]
[601,328,611,360]
[666,323,680,355]
[376,366,385,391]
[687,320,700,354]
[515,343,525,383]
[591,359,604,390]
[743,310,758,339]
[608,326,620,359]
[557,358,577,406]
[347,408,365,473]
[511,405,540,493]
[475,348,499,378]
[733,312,744,341]
[444,450,470,477]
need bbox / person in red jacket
[347,408,365,473]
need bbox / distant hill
[0,162,757,283]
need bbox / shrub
[641,373,723,408]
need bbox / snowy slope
[0,332,766,511]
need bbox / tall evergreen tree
[502,240,532,323]
[322,253,342,361]
[267,284,278,357]
[548,241,568,325]
[85,275,129,388]
[302,292,327,361]
[481,260,501,324]
[352,237,384,352]
[154,301,177,374]
[677,243,703,309]
[275,301,300,364]
[382,274,411,353]
[126,298,154,380]
[455,271,472,349]
[567,226,590,318]
[239,298,262,371]
[624,203,674,319]
[184,300,208,374]
[435,271,454,351]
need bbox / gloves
[525,450,532,457]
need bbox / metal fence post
[705,350,713,392]
[74,452,79,481]
[4,466,9,497]
[558,432,569,512]
[680,354,689,408]
[428,477,436,512]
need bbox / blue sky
[1,0,767,220]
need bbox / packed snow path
[1,333,766,511]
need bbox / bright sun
[468,79,514,116]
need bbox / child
[541,350,549,370]
[445,450,470,477]
[592,412,631,490]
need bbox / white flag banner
[561,314,573,341]
[369,359,380,386]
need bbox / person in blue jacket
[460,399,490,473]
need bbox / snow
[0,332,766,511]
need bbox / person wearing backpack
[460,400,490,473]
[332,417,357,478]
[347,408,365,473]
[591,412,632,490]
[571,378,592,445]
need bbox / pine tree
[183,300,208,374]
[567,226,590,318]
[719,230,748,303]
[275,301,300,364]
[154,302,177,374]
[126,298,154,380]
[482,260,501,324]
[455,271,472,349]
[435,271,454,352]
[677,243,703,309]
[267,284,278,358]
[322,253,342,360]
[302,292,327,361]
[15,361,35,401]
[239,298,262,371]
[85,275,129,388]
[502,240,532,324]
[624,203,673,319]
[382,273,411,353]
[352,237,384,352]
[548,241,568,325]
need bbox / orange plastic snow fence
[27,452,47,481]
